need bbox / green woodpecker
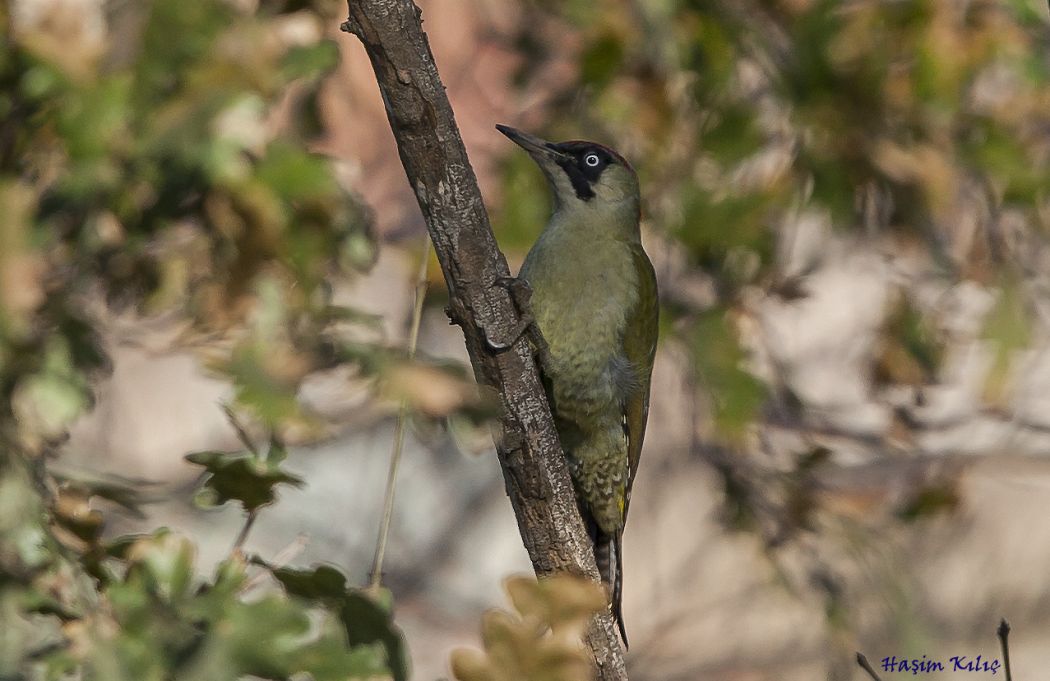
[496,124,658,648]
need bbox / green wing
[622,244,658,524]
[609,243,658,648]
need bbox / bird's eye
[584,153,601,167]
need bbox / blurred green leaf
[688,309,766,442]
[701,103,764,164]
[341,592,410,681]
[254,559,410,681]
[51,468,158,519]
[185,449,303,512]
[492,150,551,255]
[675,189,777,286]
[281,41,340,81]
[896,479,962,521]
[122,531,196,604]
[267,562,350,601]
[579,31,625,90]
[11,337,91,444]
[256,141,339,202]
[681,10,737,99]
[982,275,1031,404]
[875,294,944,386]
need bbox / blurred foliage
[874,294,945,387]
[50,531,394,681]
[0,0,436,677]
[255,559,411,681]
[0,0,372,441]
[450,575,606,681]
[495,0,1050,671]
[186,438,304,513]
[688,309,767,442]
[981,273,1032,404]
[498,0,1050,511]
[490,151,553,254]
[4,0,1049,676]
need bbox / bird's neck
[550,197,641,243]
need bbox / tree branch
[341,1,628,678]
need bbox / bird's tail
[594,527,628,649]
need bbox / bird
[496,124,658,648]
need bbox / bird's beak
[496,124,568,165]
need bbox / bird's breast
[519,231,639,420]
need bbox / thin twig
[856,653,885,681]
[369,234,431,591]
[242,534,309,593]
[231,508,258,554]
[224,405,264,557]
[222,403,259,457]
[998,618,1013,681]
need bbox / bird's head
[496,125,639,213]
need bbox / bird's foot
[486,276,551,365]
[484,276,534,350]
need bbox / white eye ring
[584,153,600,167]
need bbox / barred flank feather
[594,529,613,585]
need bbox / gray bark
[341,2,629,679]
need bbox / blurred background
[5,0,1050,679]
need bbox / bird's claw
[494,275,533,308]
[485,277,550,365]
[485,317,532,351]
[484,276,533,351]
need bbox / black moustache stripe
[556,158,596,201]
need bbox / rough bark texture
[341,2,629,679]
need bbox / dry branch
[341,1,629,678]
